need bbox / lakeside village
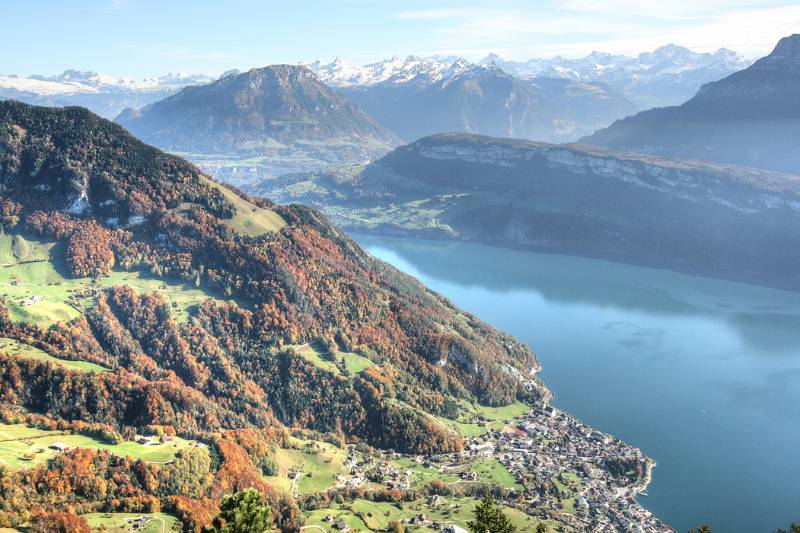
[331,396,674,533]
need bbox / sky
[3,0,800,77]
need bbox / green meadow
[303,496,567,533]
[0,337,109,373]
[0,233,232,326]
[291,341,375,377]
[264,437,348,495]
[82,512,181,533]
[0,423,199,470]
[436,400,530,437]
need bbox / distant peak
[56,69,99,81]
[770,34,800,59]
[218,69,241,80]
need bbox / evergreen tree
[467,494,516,533]
[206,489,271,533]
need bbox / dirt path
[151,515,166,533]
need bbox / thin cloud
[393,1,800,60]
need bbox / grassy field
[0,423,199,470]
[303,496,567,533]
[201,176,286,236]
[391,457,460,488]
[469,458,523,490]
[436,400,530,437]
[551,472,582,515]
[0,337,109,373]
[265,437,348,494]
[0,233,232,326]
[341,351,375,374]
[291,341,375,377]
[83,512,181,533]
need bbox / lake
[355,233,800,533]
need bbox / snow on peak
[0,70,214,96]
[307,55,469,87]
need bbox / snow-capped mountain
[479,45,751,108]
[0,70,214,117]
[583,34,800,174]
[332,61,636,144]
[302,55,473,87]
[306,45,749,110]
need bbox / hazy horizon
[3,0,798,77]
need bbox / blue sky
[4,0,800,77]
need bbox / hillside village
[321,392,672,533]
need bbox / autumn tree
[166,445,212,498]
[66,222,115,278]
[30,511,90,533]
[467,494,516,533]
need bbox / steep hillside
[0,102,543,528]
[115,65,400,167]
[583,34,800,173]
[250,133,800,290]
[338,64,636,143]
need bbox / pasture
[0,423,199,470]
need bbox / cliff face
[249,133,800,290]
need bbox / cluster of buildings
[327,392,673,532]
[339,448,413,490]
[461,403,673,533]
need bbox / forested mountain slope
[0,101,538,530]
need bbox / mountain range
[248,132,800,290]
[583,34,800,174]
[479,45,750,108]
[307,44,750,110]
[115,65,400,172]
[334,62,637,144]
[0,69,214,118]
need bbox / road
[152,515,166,533]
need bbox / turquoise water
[356,234,800,533]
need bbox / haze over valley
[1,3,799,533]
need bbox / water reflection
[356,234,800,354]
[355,233,800,533]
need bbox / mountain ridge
[114,65,400,167]
[335,63,637,143]
[583,34,800,173]
[248,132,800,291]
[307,44,750,109]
